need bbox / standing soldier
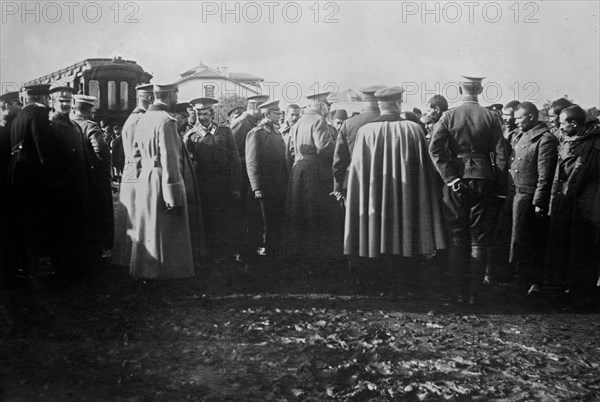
[231,95,269,220]
[7,84,54,287]
[130,83,205,279]
[509,102,558,295]
[429,76,509,304]
[245,100,288,259]
[286,92,340,261]
[184,97,242,263]
[1,92,23,291]
[332,85,385,200]
[111,127,125,180]
[501,100,520,144]
[72,94,114,259]
[49,86,92,280]
[344,87,446,295]
[547,98,573,140]
[112,83,153,268]
[279,104,301,167]
[547,105,600,297]
[487,99,521,284]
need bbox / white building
[176,61,264,102]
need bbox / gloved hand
[450,179,474,201]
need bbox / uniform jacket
[7,103,53,186]
[509,123,558,210]
[429,102,509,195]
[332,107,380,192]
[130,103,205,279]
[184,122,241,204]
[288,109,335,164]
[245,118,288,199]
[344,115,446,258]
[72,114,111,178]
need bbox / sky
[1,0,599,110]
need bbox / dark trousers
[442,179,498,297]
[247,196,285,256]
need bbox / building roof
[178,61,264,85]
[23,57,152,87]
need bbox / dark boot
[469,245,487,304]
[449,242,469,303]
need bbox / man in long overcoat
[49,86,92,279]
[344,87,446,294]
[429,76,509,304]
[130,84,205,279]
[112,83,153,267]
[184,97,242,262]
[7,84,55,286]
[231,95,269,220]
[286,92,340,261]
[72,95,114,258]
[245,100,289,258]
[547,105,600,294]
[509,102,558,295]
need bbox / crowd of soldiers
[0,75,599,305]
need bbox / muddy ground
[2,254,600,401]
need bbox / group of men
[0,85,115,289]
[1,75,599,305]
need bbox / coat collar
[302,109,322,117]
[50,113,75,127]
[372,113,401,123]
[519,122,550,142]
[132,106,146,114]
[148,103,171,113]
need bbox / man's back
[430,102,506,183]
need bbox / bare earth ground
[1,253,600,402]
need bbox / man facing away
[344,87,446,296]
[429,76,509,304]
[112,83,153,268]
[129,83,205,279]
[72,94,114,259]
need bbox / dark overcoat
[50,113,91,256]
[547,124,600,288]
[509,123,558,260]
[72,114,114,250]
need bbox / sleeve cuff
[163,181,185,207]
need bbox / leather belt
[456,152,486,159]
